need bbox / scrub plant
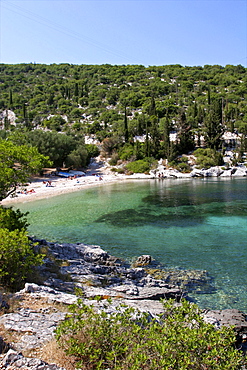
[0,206,29,231]
[55,298,245,370]
[0,228,44,291]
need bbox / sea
[11,177,247,311]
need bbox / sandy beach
[1,174,125,205]
[1,160,128,205]
[1,159,154,205]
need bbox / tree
[0,206,29,231]
[0,139,51,201]
[65,146,88,168]
[177,110,194,154]
[124,104,129,143]
[0,228,44,291]
[204,99,224,150]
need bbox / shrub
[119,144,134,161]
[168,157,191,173]
[108,151,119,166]
[0,206,29,231]
[85,144,100,160]
[125,159,151,173]
[194,148,224,169]
[55,298,244,370]
[175,162,191,173]
[110,167,125,174]
[0,228,44,291]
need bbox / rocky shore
[0,239,247,369]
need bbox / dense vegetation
[0,138,50,201]
[0,206,43,291]
[0,63,247,168]
[56,297,246,370]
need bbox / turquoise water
[12,178,247,311]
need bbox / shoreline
[1,173,129,205]
[1,157,156,205]
[2,170,246,206]
[1,156,246,205]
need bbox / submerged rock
[145,267,215,294]
[132,254,153,267]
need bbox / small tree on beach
[0,138,51,201]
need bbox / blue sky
[0,0,246,67]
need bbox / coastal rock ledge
[0,240,247,369]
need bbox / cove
[13,177,247,311]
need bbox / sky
[0,0,246,67]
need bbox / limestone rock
[132,255,153,267]
[1,349,65,369]
[203,309,247,333]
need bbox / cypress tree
[177,110,194,154]
[207,86,211,106]
[74,83,79,98]
[9,89,13,107]
[124,105,129,143]
[203,99,224,150]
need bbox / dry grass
[17,294,69,312]
[36,339,76,370]
[0,293,72,368]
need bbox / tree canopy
[0,62,246,166]
[0,138,51,201]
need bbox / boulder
[132,255,153,267]
[1,349,65,369]
[232,167,247,177]
[203,309,247,333]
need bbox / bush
[125,159,151,173]
[56,298,244,370]
[0,228,44,291]
[175,162,191,173]
[85,144,100,161]
[119,144,134,161]
[108,151,119,166]
[0,206,29,231]
[110,167,125,174]
[194,148,224,169]
[168,157,191,173]
[65,146,88,168]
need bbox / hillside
[0,63,247,168]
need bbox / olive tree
[0,138,51,201]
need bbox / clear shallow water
[12,178,247,311]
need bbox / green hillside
[0,63,246,167]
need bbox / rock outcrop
[151,164,247,178]
[0,240,247,369]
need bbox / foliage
[0,138,51,201]
[118,143,135,161]
[0,63,246,163]
[0,228,44,291]
[101,137,120,156]
[108,151,119,166]
[65,146,88,168]
[169,157,192,173]
[125,158,155,173]
[203,99,224,150]
[0,206,29,231]
[43,115,67,131]
[56,298,244,370]
[194,148,224,169]
[8,130,98,168]
[85,144,100,160]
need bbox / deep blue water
[12,178,247,311]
